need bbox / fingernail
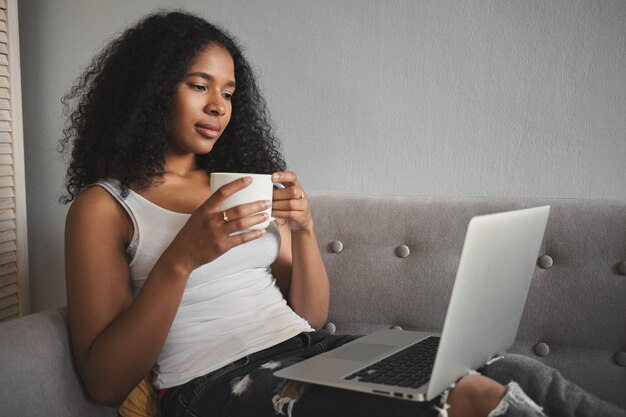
[243,176,252,184]
[265,200,272,208]
[272,173,281,180]
[263,212,270,220]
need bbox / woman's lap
[160,333,626,417]
[160,331,437,417]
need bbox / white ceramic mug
[210,172,279,231]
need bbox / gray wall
[19,0,626,312]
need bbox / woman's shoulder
[66,185,133,243]
[69,184,118,213]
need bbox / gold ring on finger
[222,210,229,223]
[299,189,305,199]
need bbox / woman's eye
[222,92,233,100]
[190,84,206,92]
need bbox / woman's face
[168,44,236,156]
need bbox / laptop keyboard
[344,336,440,389]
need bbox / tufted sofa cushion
[309,193,626,409]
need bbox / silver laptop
[275,205,550,402]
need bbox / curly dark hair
[59,10,286,203]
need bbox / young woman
[60,10,624,417]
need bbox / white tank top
[94,179,313,389]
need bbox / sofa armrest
[0,308,117,417]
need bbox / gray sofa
[1,194,625,416]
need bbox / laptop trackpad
[326,343,398,362]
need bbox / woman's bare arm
[271,172,330,329]
[272,222,330,329]
[65,187,189,406]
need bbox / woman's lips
[195,123,221,139]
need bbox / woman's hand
[271,171,312,232]
[166,176,271,275]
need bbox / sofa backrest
[309,193,626,408]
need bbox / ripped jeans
[159,331,626,417]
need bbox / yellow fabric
[117,376,158,417]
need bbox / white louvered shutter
[0,0,29,321]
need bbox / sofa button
[614,352,626,367]
[618,261,626,276]
[533,342,550,357]
[537,255,553,270]
[395,245,410,258]
[330,241,343,254]
[390,325,403,330]
[323,322,337,335]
